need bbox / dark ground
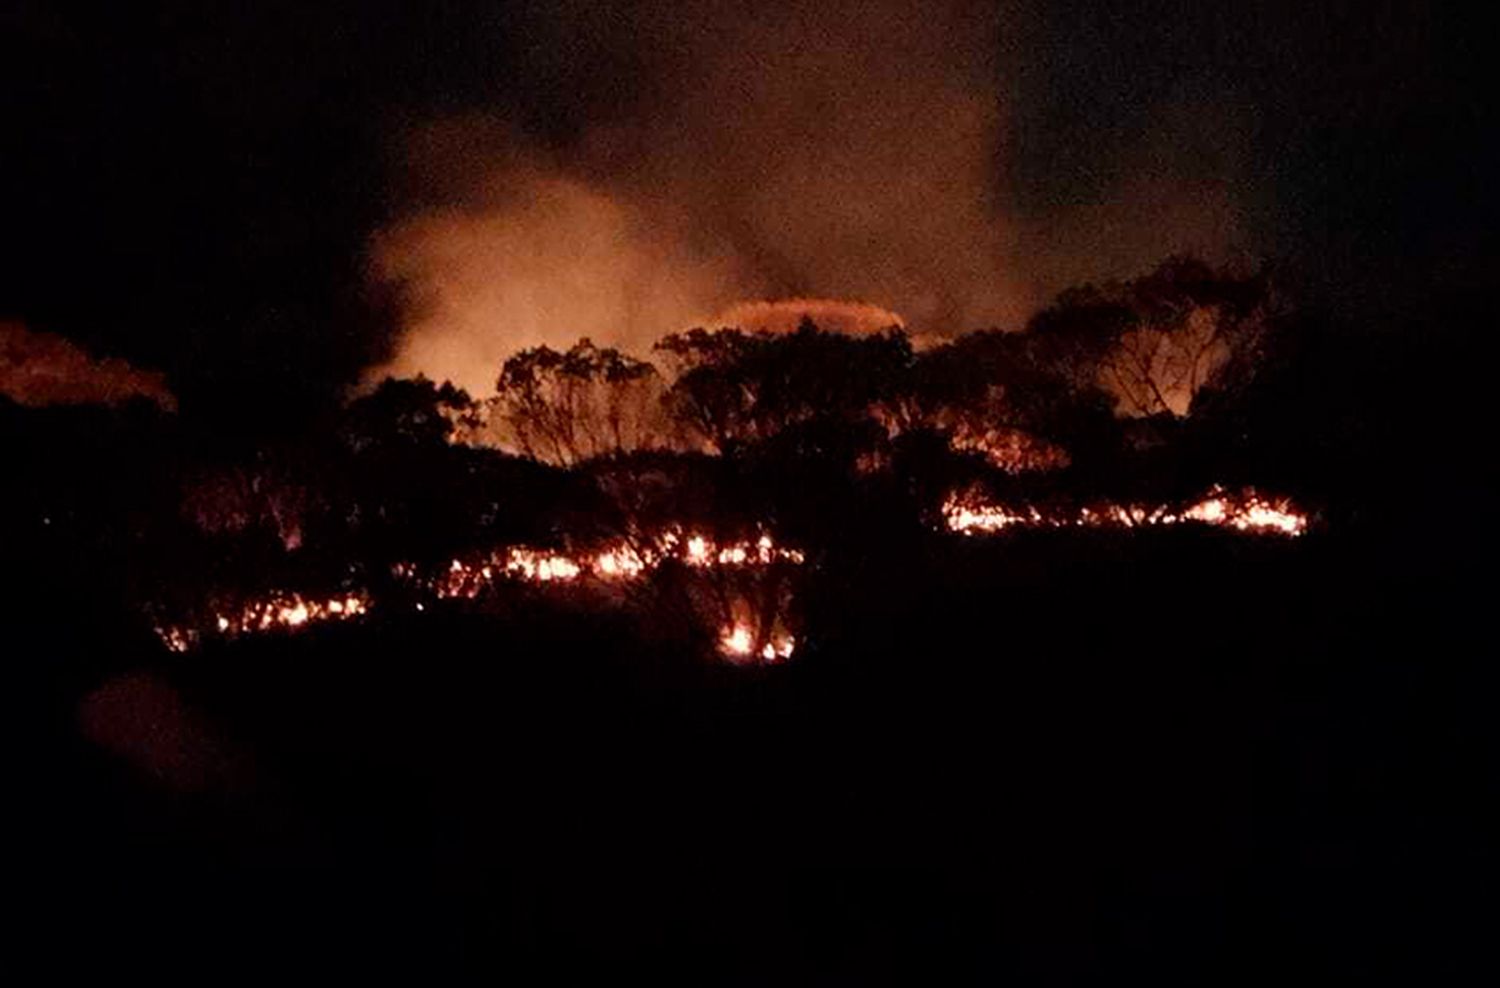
[13,514,1491,984]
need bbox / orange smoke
[364,2,1259,393]
[364,2,1033,393]
[367,160,748,396]
[708,298,906,336]
[1,321,175,410]
[942,487,1308,538]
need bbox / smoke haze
[370,1,1251,395]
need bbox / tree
[340,375,475,452]
[474,340,671,465]
[334,374,569,566]
[180,454,316,552]
[1025,256,1276,419]
[655,318,914,453]
[910,328,1112,471]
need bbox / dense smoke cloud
[370,1,1250,395]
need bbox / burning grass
[942,486,1308,538]
[153,528,807,662]
[150,488,1306,662]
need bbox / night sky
[5,2,1488,429]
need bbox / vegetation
[8,257,1484,981]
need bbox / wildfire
[942,487,1308,538]
[946,424,1072,473]
[154,529,806,660]
[428,529,805,601]
[707,298,906,337]
[156,591,371,653]
[718,624,796,663]
[152,490,1305,662]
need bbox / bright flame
[156,591,372,653]
[942,486,1308,538]
[946,425,1072,473]
[153,487,1302,664]
[156,529,805,663]
[718,624,796,664]
[721,625,754,656]
[428,530,805,601]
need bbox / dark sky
[4,2,1488,429]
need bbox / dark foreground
[15,523,1490,984]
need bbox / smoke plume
[369,1,1250,395]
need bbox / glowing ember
[721,625,754,655]
[940,499,1029,533]
[594,547,648,578]
[946,425,1072,473]
[942,486,1308,538]
[503,549,583,583]
[153,489,1302,664]
[1,320,176,410]
[155,528,805,661]
[718,624,796,664]
[1182,495,1307,536]
[428,530,805,601]
[156,591,371,653]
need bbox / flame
[720,625,754,655]
[154,529,805,661]
[946,425,1072,473]
[157,591,371,653]
[428,529,804,601]
[718,623,796,664]
[152,488,1303,663]
[503,550,583,583]
[942,487,1308,537]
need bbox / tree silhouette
[340,375,475,452]
[655,318,913,453]
[1025,256,1276,419]
[911,328,1112,471]
[475,340,671,465]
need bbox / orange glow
[945,424,1072,473]
[428,529,805,601]
[720,625,754,656]
[718,623,796,664]
[155,529,805,662]
[707,298,906,336]
[943,486,1308,537]
[156,591,371,653]
[153,487,1304,663]
[1,321,176,410]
